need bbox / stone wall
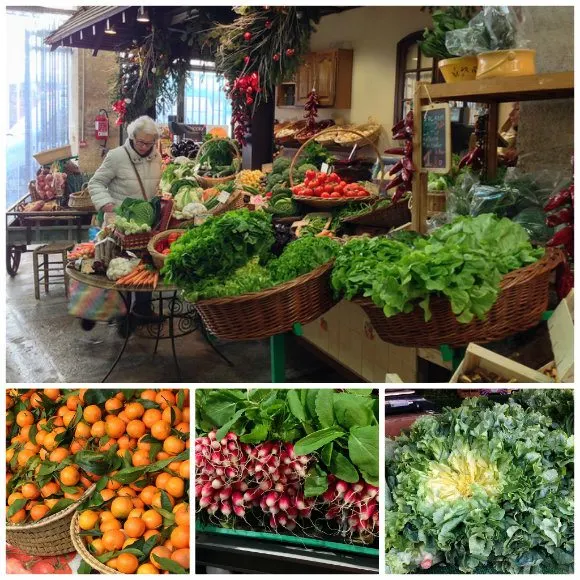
[74,49,120,174]
[517,6,574,174]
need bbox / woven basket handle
[194,138,242,170]
[289,127,385,191]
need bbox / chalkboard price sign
[420,103,451,174]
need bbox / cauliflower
[106,257,140,281]
[173,202,208,221]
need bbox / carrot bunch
[115,263,160,289]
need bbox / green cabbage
[174,186,204,210]
[116,198,156,227]
[386,395,574,574]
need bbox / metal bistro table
[66,268,232,382]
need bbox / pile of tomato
[154,232,182,256]
[292,170,371,199]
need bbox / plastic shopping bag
[68,279,127,321]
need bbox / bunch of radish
[195,431,379,542]
[35,168,67,200]
[320,474,379,541]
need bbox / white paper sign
[217,191,231,203]
[320,162,332,174]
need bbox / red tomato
[329,172,339,182]
[162,248,171,255]
[303,180,311,188]
[323,184,334,193]
[305,170,317,180]
[334,185,344,195]
[321,192,331,198]
[357,190,368,197]
[303,188,314,196]
[314,186,324,196]
[339,181,347,188]
[167,233,180,244]
[319,173,328,183]
[330,192,340,198]
[310,179,319,189]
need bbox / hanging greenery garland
[205,7,321,144]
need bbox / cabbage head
[386,395,574,574]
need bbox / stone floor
[6,252,350,384]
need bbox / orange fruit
[156,451,171,462]
[152,492,175,510]
[175,511,190,527]
[24,441,41,453]
[60,466,80,486]
[151,420,172,441]
[17,449,36,467]
[124,517,146,538]
[90,421,107,438]
[171,548,190,569]
[74,422,91,439]
[100,518,122,533]
[132,450,151,467]
[140,390,157,402]
[175,422,190,434]
[16,410,34,427]
[30,393,43,408]
[83,405,102,424]
[79,510,100,531]
[21,482,41,500]
[91,538,105,556]
[105,416,126,439]
[181,407,190,424]
[102,529,126,551]
[44,498,59,509]
[35,430,47,446]
[111,496,133,519]
[139,485,158,506]
[173,502,188,514]
[128,508,144,519]
[117,435,136,450]
[64,488,84,501]
[132,498,145,510]
[170,525,190,549]
[66,395,82,411]
[43,389,60,401]
[99,489,116,502]
[57,405,69,418]
[49,447,70,463]
[150,546,172,569]
[106,557,118,571]
[79,475,93,489]
[163,538,174,550]
[142,509,163,530]
[155,472,172,490]
[125,402,145,420]
[165,477,185,499]
[8,492,25,506]
[168,461,182,474]
[162,406,182,426]
[155,390,176,409]
[62,410,76,428]
[70,439,88,454]
[137,435,152,451]
[144,529,161,541]
[107,475,121,490]
[52,416,65,428]
[137,563,159,574]
[117,486,137,498]
[126,419,146,439]
[105,397,123,414]
[123,537,139,549]
[9,509,26,524]
[117,410,130,424]
[116,552,139,574]
[163,436,185,455]
[142,408,163,428]
[100,510,116,522]
[79,388,88,403]
[179,460,190,479]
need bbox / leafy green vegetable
[419,7,475,59]
[115,198,158,227]
[331,214,544,324]
[300,142,334,168]
[386,395,574,574]
[272,156,291,174]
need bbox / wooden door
[296,55,314,105]
[313,51,337,106]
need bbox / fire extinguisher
[95,109,109,140]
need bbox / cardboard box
[450,343,548,383]
[545,290,574,382]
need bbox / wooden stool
[32,242,74,299]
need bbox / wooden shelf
[417,72,573,103]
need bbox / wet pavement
[6,253,346,383]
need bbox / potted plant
[419,7,479,83]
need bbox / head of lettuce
[385,392,574,574]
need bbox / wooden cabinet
[277,49,353,109]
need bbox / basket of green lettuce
[161,209,339,340]
[331,214,565,347]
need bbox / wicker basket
[334,122,381,147]
[194,262,336,341]
[209,190,246,216]
[275,120,307,144]
[6,484,96,556]
[194,138,241,189]
[70,512,119,574]
[340,197,412,229]
[68,184,95,211]
[148,229,186,270]
[290,128,385,208]
[353,248,565,348]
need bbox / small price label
[217,191,231,203]
[320,162,333,174]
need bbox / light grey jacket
[88,140,162,211]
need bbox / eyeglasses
[135,138,157,147]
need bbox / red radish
[220,501,232,516]
[219,488,232,501]
[201,483,214,497]
[233,505,245,518]
[278,495,291,511]
[207,503,218,515]
[199,496,212,509]
[265,492,278,508]
[211,478,224,490]
[232,491,244,506]
[336,481,349,496]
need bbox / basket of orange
[6,388,190,572]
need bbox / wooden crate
[33,145,72,166]
[450,343,548,383]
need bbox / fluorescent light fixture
[105,19,116,35]
[136,7,150,23]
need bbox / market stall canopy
[45,6,353,56]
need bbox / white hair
[127,116,160,139]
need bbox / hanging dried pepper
[383,111,414,202]
[546,207,573,227]
[544,185,573,212]
[392,185,408,204]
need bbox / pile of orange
[6,388,190,574]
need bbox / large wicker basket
[68,184,95,211]
[340,197,411,229]
[194,262,336,341]
[210,189,246,216]
[70,512,119,574]
[6,484,96,556]
[147,229,186,270]
[353,248,565,348]
[194,138,241,189]
[290,128,385,209]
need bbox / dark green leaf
[216,409,245,441]
[330,450,359,483]
[348,425,379,480]
[239,423,269,444]
[287,390,307,422]
[7,498,28,518]
[333,393,374,429]
[152,555,188,574]
[304,466,329,498]
[315,389,335,428]
[321,442,333,467]
[294,427,344,455]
